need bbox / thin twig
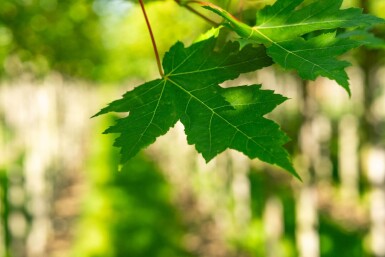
[186,0,241,21]
[139,0,164,77]
[185,4,219,26]
[175,0,219,26]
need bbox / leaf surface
[254,0,381,42]
[204,0,384,93]
[95,79,178,163]
[267,32,360,92]
[95,36,298,176]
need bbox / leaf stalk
[139,0,164,77]
[175,0,220,26]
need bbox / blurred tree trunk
[358,1,385,256]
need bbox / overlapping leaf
[204,0,384,93]
[267,32,360,91]
[95,36,299,177]
[254,0,381,42]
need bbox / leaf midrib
[166,77,277,160]
[168,56,268,77]
[125,80,168,157]
[247,28,343,81]
[256,19,353,30]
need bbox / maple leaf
[267,32,360,89]
[204,0,384,94]
[94,36,299,177]
[174,83,295,176]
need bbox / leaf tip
[194,27,221,43]
[279,161,301,181]
[341,83,352,97]
[291,169,302,182]
[91,111,102,118]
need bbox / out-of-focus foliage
[98,0,207,81]
[0,0,107,79]
[1,1,385,257]
[368,0,385,19]
[0,0,209,82]
[0,168,10,257]
[72,120,191,257]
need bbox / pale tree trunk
[0,75,97,257]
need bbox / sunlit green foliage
[1,1,385,257]
[204,0,384,93]
[74,157,191,257]
[72,118,191,257]
[0,0,208,81]
[98,0,207,81]
[0,0,106,79]
[96,0,383,176]
[95,35,300,176]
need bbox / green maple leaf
[94,36,299,177]
[204,0,384,94]
[267,32,360,88]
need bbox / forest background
[1,0,385,256]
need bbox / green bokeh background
[1,1,385,257]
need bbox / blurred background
[1,0,385,256]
